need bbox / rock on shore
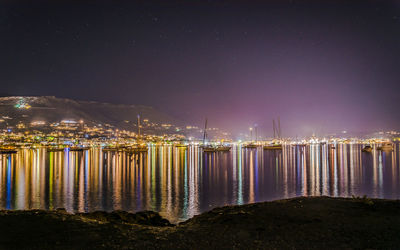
[0,197,399,249]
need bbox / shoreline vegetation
[1,197,399,249]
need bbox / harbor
[0,142,398,223]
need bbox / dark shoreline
[1,196,400,249]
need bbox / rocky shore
[1,196,399,249]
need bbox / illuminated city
[1,96,399,152]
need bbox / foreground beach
[0,197,399,249]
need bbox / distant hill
[0,96,181,133]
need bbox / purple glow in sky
[1,0,399,136]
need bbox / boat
[0,146,18,154]
[202,146,217,152]
[69,146,90,152]
[125,145,148,153]
[174,142,188,148]
[264,118,282,150]
[243,143,257,149]
[362,145,373,153]
[243,125,258,149]
[102,146,121,152]
[201,142,217,152]
[132,115,149,153]
[263,144,282,150]
[377,142,393,152]
[47,146,65,152]
[201,118,217,153]
[216,145,231,152]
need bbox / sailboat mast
[137,114,141,139]
[203,118,208,144]
[278,116,281,139]
[273,120,276,139]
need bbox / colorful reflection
[0,144,398,223]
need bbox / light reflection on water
[0,144,398,223]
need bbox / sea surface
[0,144,398,223]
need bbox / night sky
[1,0,399,137]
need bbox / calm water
[0,144,399,223]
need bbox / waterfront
[0,144,398,223]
